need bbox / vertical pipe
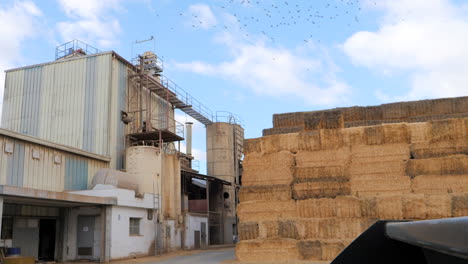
[185,122,193,156]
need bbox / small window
[129,218,141,235]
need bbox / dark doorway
[38,219,56,261]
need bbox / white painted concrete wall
[109,206,157,260]
[165,219,182,251]
[71,186,158,209]
[184,214,208,250]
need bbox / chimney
[185,122,193,156]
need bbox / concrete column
[104,206,112,262]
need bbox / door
[38,219,56,261]
[194,231,201,249]
[77,216,95,259]
[201,222,207,249]
[12,218,39,259]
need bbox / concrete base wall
[184,214,208,249]
[238,116,468,262]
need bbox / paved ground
[112,247,236,264]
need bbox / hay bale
[321,241,347,261]
[406,155,468,177]
[296,130,322,151]
[338,218,366,239]
[239,222,259,241]
[293,180,350,200]
[297,240,322,261]
[360,197,378,218]
[263,126,303,136]
[350,161,406,175]
[242,151,295,186]
[244,138,262,154]
[364,124,410,145]
[296,198,337,218]
[295,148,350,168]
[239,184,292,203]
[336,196,362,218]
[318,218,339,239]
[320,128,347,150]
[452,195,468,217]
[377,196,403,220]
[237,200,297,222]
[351,144,410,163]
[430,118,466,143]
[426,195,452,219]
[350,174,411,197]
[262,133,300,154]
[278,220,300,239]
[236,239,301,262]
[300,219,320,239]
[454,97,468,113]
[273,112,306,128]
[402,194,427,220]
[381,102,410,120]
[411,175,468,195]
[259,220,279,239]
[408,122,431,143]
[293,166,346,182]
[410,140,468,159]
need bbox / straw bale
[426,195,451,219]
[297,240,322,261]
[318,218,339,239]
[344,106,383,122]
[296,198,336,218]
[278,220,300,239]
[350,174,411,197]
[259,220,279,239]
[304,110,344,131]
[410,140,468,159]
[261,133,300,154]
[364,124,410,145]
[320,128,347,150]
[430,118,466,143]
[295,148,350,168]
[402,194,427,220]
[321,241,347,261]
[431,98,454,115]
[242,151,295,186]
[293,166,346,182]
[407,100,433,117]
[381,102,409,120]
[337,218,366,239]
[239,184,292,203]
[273,112,306,128]
[454,97,468,113]
[350,161,406,175]
[376,196,403,220]
[239,222,259,241]
[300,219,320,239]
[336,196,362,218]
[258,219,302,239]
[351,144,410,163]
[343,126,366,146]
[263,126,303,136]
[412,175,468,195]
[293,180,350,200]
[297,130,322,151]
[237,200,297,222]
[406,155,468,177]
[360,197,378,217]
[407,122,431,143]
[451,195,468,217]
[244,138,262,154]
[236,239,301,262]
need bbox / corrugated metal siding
[0,133,108,192]
[1,53,113,157]
[109,59,127,170]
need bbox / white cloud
[188,4,217,29]
[56,0,122,48]
[0,1,43,119]
[173,29,351,106]
[343,0,468,101]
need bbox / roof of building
[5,51,136,73]
[181,170,232,186]
[0,128,110,162]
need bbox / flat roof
[0,128,110,162]
[181,170,232,186]
[0,185,117,207]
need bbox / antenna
[131,35,156,62]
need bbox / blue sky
[1,0,468,174]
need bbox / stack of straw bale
[237,114,468,263]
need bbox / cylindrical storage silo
[126,146,162,195]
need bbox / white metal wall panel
[1,53,113,157]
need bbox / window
[129,218,141,235]
[1,217,13,239]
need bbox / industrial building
[0,40,243,262]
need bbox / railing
[151,114,184,138]
[215,111,245,127]
[55,40,100,60]
[158,75,214,122]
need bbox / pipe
[185,122,193,156]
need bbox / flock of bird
[155,0,366,44]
